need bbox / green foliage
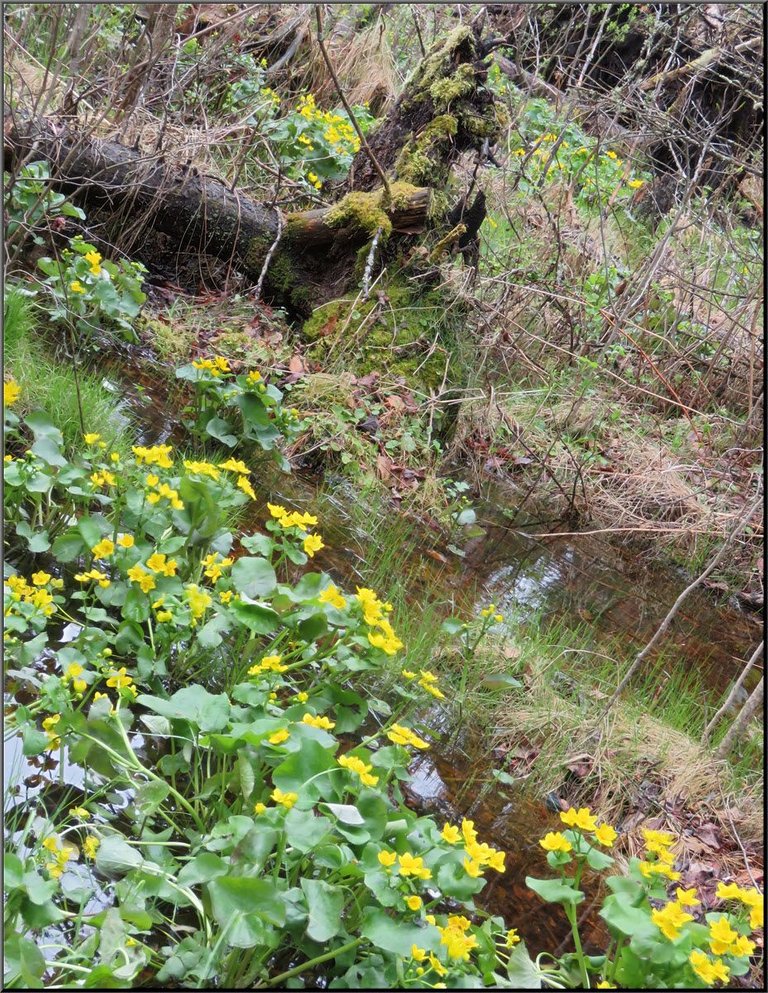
[37,236,147,347]
[175,357,305,469]
[507,98,651,209]
[3,283,134,455]
[4,161,85,245]
[268,93,374,191]
[4,397,530,990]
[527,810,761,989]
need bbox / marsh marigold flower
[560,806,597,832]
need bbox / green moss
[429,64,475,109]
[325,190,393,238]
[301,281,466,394]
[138,314,196,363]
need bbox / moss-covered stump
[345,25,504,194]
[301,281,466,394]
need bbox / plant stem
[261,937,363,987]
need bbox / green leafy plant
[36,236,147,346]
[4,160,86,246]
[269,93,375,191]
[4,390,543,990]
[176,356,305,469]
[526,808,762,989]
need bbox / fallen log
[3,112,431,305]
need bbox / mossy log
[4,113,430,302]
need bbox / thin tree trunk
[715,678,764,761]
[702,640,764,744]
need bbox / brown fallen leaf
[288,354,305,374]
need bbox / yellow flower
[642,828,676,847]
[749,903,763,930]
[106,667,134,690]
[731,934,755,957]
[64,662,84,680]
[405,895,423,911]
[461,819,478,846]
[651,901,694,941]
[84,249,102,268]
[319,584,347,609]
[338,752,378,787]
[441,823,461,844]
[202,552,233,583]
[303,533,325,557]
[74,568,111,588]
[69,806,90,819]
[398,853,431,879]
[237,475,256,500]
[185,584,212,624]
[146,552,178,576]
[110,452,120,463]
[505,928,520,948]
[84,433,102,445]
[708,916,739,955]
[42,714,61,732]
[31,571,52,586]
[271,787,298,809]
[540,831,573,853]
[246,370,262,384]
[91,538,115,559]
[448,915,472,932]
[69,280,86,294]
[560,807,597,832]
[386,723,429,749]
[596,983,616,990]
[268,728,290,745]
[294,691,309,703]
[132,444,173,469]
[254,802,267,815]
[463,858,483,878]
[83,836,100,859]
[675,887,701,908]
[715,881,742,900]
[219,457,250,474]
[628,178,644,189]
[428,952,447,976]
[117,534,135,548]
[127,565,156,593]
[378,850,397,868]
[410,945,427,962]
[183,459,220,481]
[90,470,117,488]
[301,712,336,730]
[440,926,478,961]
[606,150,618,160]
[594,823,617,847]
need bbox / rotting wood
[4,112,430,303]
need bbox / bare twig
[596,495,763,720]
[314,6,391,201]
[253,208,284,302]
[361,226,383,300]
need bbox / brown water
[6,353,761,963]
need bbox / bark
[702,640,763,744]
[715,678,764,761]
[3,112,430,307]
